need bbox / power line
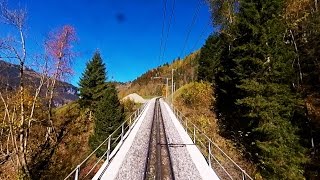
[179,0,203,58]
[161,0,176,64]
[158,0,168,65]
[191,20,211,52]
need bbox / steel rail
[156,100,162,179]
[144,98,174,180]
[158,100,175,180]
[143,99,157,179]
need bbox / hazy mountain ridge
[0,60,78,106]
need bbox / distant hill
[118,51,200,98]
[0,60,78,106]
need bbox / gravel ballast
[98,98,218,180]
[159,100,203,180]
[114,98,155,179]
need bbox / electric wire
[191,20,211,52]
[161,0,176,64]
[158,0,168,65]
[179,0,203,58]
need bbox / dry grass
[41,102,95,180]
[0,160,17,180]
[0,102,95,180]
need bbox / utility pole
[166,78,169,98]
[171,69,175,104]
[151,76,171,99]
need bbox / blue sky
[2,0,213,86]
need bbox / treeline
[198,0,319,179]
[120,52,199,98]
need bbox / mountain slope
[0,60,78,105]
[118,51,200,98]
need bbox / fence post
[185,119,188,132]
[129,116,132,126]
[74,165,80,180]
[185,119,188,131]
[193,124,196,144]
[121,123,124,142]
[208,141,212,167]
[242,172,245,180]
[106,135,111,164]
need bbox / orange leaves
[284,0,313,27]
[46,25,76,59]
[45,25,77,79]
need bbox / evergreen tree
[215,0,307,178]
[89,83,124,156]
[292,10,320,177]
[78,51,107,110]
[198,34,223,82]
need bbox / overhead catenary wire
[191,20,211,52]
[158,0,168,65]
[179,0,203,58]
[160,0,176,64]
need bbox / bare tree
[44,25,77,140]
[0,1,31,178]
[0,0,78,178]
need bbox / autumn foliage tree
[0,1,77,178]
[44,25,77,139]
[0,1,31,178]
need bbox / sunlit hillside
[118,51,200,98]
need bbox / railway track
[144,98,175,180]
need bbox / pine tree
[89,83,124,156]
[78,51,107,110]
[215,0,308,178]
[198,34,223,83]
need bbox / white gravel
[114,98,155,179]
[122,93,146,103]
[97,98,218,180]
[160,99,220,180]
[159,100,203,180]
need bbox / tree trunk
[18,26,31,179]
[18,60,31,179]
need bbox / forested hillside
[119,51,199,98]
[198,0,320,178]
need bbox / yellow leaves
[161,86,167,97]
[8,88,40,110]
[174,82,214,112]
[284,0,313,28]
